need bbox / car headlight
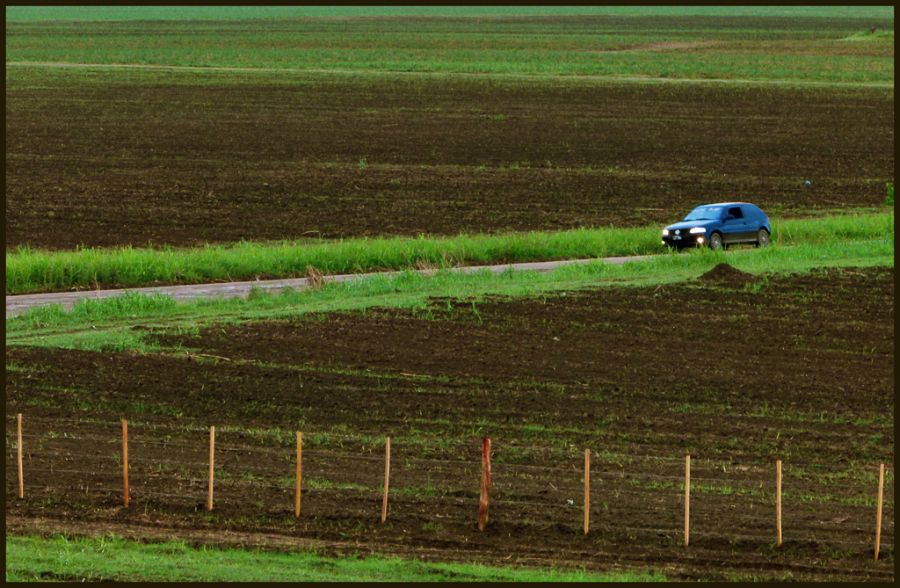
[662,229,670,236]
[689,227,706,234]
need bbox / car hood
[664,220,718,232]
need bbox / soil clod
[698,263,758,287]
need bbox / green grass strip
[6,234,892,352]
[5,211,892,295]
[5,534,663,582]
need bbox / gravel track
[4,255,648,316]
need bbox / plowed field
[5,266,894,580]
[5,69,893,249]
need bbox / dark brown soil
[5,267,893,580]
[5,69,893,249]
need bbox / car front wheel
[708,232,724,251]
[756,228,771,248]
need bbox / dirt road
[4,255,649,316]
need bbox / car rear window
[744,205,763,220]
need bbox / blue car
[661,202,772,251]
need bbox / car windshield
[683,206,723,221]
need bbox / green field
[5,6,894,21]
[5,535,662,582]
[6,7,894,83]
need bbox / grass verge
[6,211,892,295]
[4,534,663,582]
[6,234,893,352]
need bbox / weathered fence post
[684,454,691,547]
[207,426,215,511]
[17,413,24,499]
[775,459,782,546]
[295,432,302,518]
[381,436,391,523]
[478,437,491,531]
[875,462,885,560]
[122,418,130,507]
[584,448,591,536]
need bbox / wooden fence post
[775,459,782,546]
[478,437,492,531]
[584,448,591,536]
[295,432,302,518]
[684,453,691,547]
[122,419,130,507]
[381,436,391,523]
[875,462,885,561]
[17,413,24,499]
[207,426,215,512]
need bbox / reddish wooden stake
[122,419,130,507]
[684,454,691,547]
[478,437,492,531]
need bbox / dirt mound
[698,263,758,287]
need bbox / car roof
[695,202,753,207]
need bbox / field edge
[4,531,665,582]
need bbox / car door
[720,206,747,243]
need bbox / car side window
[728,207,743,219]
